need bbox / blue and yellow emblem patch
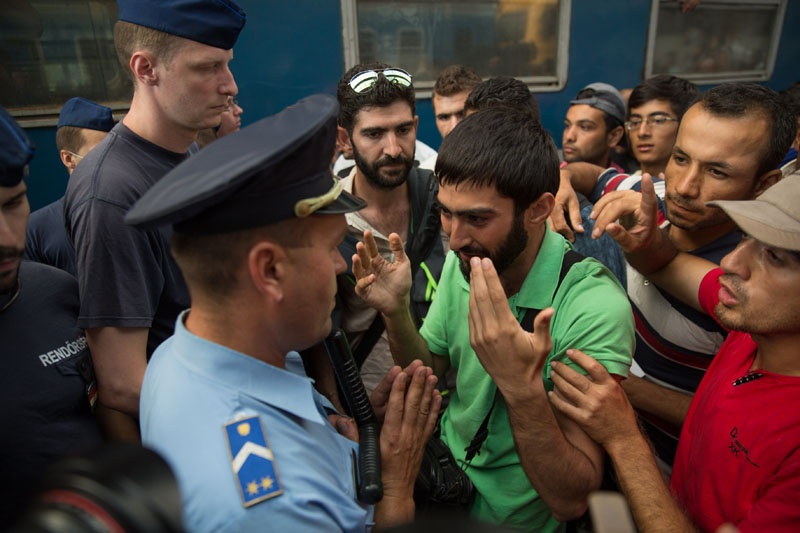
[224,416,283,507]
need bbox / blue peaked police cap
[0,107,35,187]
[117,0,246,50]
[125,94,366,235]
[57,97,115,132]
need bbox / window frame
[644,0,787,84]
[340,0,572,97]
[2,0,130,127]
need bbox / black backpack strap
[350,168,441,367]
[464,248,586,466]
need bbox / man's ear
[606,125,625,149]
[247,241,287,303]
[130,51,158,85]
[59,149,77,173]
[525,192,556,228]
[337,126,353,159]
[752,169,783,198]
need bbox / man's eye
[628,120,642,129]
[652,117,668,126]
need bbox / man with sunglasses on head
[554,82,795,473]
[332,62,447,393]
[63,0,245,440]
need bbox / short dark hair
[55,126,85,153]
[700,82,796,176]
[436,106,558,214]
[433,65,481,97]
[573,87,623,132]
[336,61,416,133]
[779,81,800,120]
[627,74,700,121]
[171,218,311,299]
[464,76,540,122]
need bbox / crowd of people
[2,0,800,531]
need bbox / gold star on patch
[247,480,259,495]
[261,476,274,490]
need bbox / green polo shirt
[420,229,633,531]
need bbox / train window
[341,0,571,95]
[645,0,787,84]
[0,0,130,126]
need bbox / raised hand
[590,173,661,253]
[353,230,412,316]
[467,256,555,395]
[549,169,584,242]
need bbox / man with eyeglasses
[25,97,115,277]
[332,62,447,394]
[556,82,795,472]
[63,0,245,440]
[196,95,244,148]
[625,75,700,179]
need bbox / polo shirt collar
[453,228,564,315]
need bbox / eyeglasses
[67,151,83,160]
[625,115,678,130]
[348,68,412,94]
[224,96,239,111]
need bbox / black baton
[323,329,383,505]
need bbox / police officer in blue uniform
[127,94,441,531]
[0,107,103,528]
[25,97,115,276]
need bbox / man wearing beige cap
[548,175,800,532]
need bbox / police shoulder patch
[224,415,283,507]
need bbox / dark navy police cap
[0,106,35,187]
[118,0,246,50]
[58,97,115,132]
[126,94,366,235]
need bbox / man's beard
[0,246,23,293]
[458,214,529,282]
[352,142,414,190]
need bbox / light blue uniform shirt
[141,312,374,532]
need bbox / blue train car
[3,0,798,211]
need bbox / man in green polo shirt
[352,106,634,531]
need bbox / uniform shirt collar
[169,311,328,426]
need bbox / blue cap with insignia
[57,97,115,132]
[0,106,35,187]
[125,93,366,235]
[117,0,247,50]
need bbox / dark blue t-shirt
[0,261,103,527]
